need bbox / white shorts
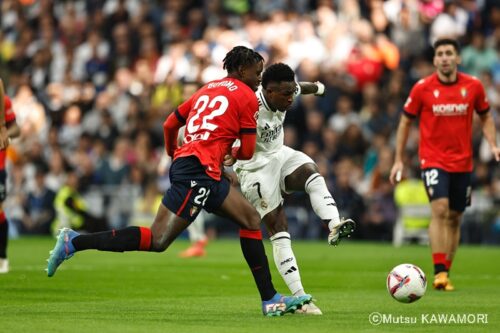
[235,146,314,218]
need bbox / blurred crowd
[1,0,500,244]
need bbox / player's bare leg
[445,210,462,266]
[429,198,453,290]
[149,204,190,252]
[285,163,355,245]
[441,209,462,291]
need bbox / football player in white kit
[225,63,355,315]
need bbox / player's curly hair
[222,46,264,73]
[261,63,295,89]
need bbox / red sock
[138,227,152,251]
[445,258,452,271]
[432,253,446,265]
[432,253,447,274]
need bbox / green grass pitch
[0,237,498,332]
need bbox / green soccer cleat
[262,293,313,316]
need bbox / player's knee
[431,201,448,220]
[263,210,287,234]
[150,236,170,252]
[242,209,261,230]
[447,211,462,228]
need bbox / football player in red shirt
[46,46,312,316]
[390,38,500,291]
[0,79,21,274]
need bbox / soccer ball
[387,263,427,303]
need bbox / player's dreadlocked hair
[222,46,264,73]
[261,63,295,89]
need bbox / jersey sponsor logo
[185,131,210,143]
[432,103,468,116]
[460,88,467,98]
[207,80,238,92]
[261,123,282,143]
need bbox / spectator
[21,166,55,235]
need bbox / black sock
[72,227,152,252]
[0,221,7,258]
[434,263,447,275]
[239,230,277,301]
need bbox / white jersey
[235,85,301,170]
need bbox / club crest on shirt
[427,187,434,197]
[190,206,199,216]
[460,87,467,98]
[433,90,439,98]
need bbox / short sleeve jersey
[404,72,489,172]
[174,78,258,180]
[1,96,16,169]
[235,85,301,170]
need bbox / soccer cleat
[179,245,206,257]
[46,228,79,277]
[179,239,207,258]
[262,293,313,317]
[328,218,356,246]
[433,272,454,291]
[0,258,9,274]
[445,278,455,291]
[294,301,323,315]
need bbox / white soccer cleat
[294,302,323,315]
[328,218,356,246]
[0,258,9,274]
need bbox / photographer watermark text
[368,312,488,326]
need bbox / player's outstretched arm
[298,81,325,96]
[390,114,413,185]
[478,111,500,162]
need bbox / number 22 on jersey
[185,95,229,143]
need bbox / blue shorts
[0,170,5,202]
[421,168,472,213]
[162,156,230,222]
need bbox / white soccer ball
[387,263,427,303]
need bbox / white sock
[270,232,305,296]
[304,173,341,230]
[187,213,205,242]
